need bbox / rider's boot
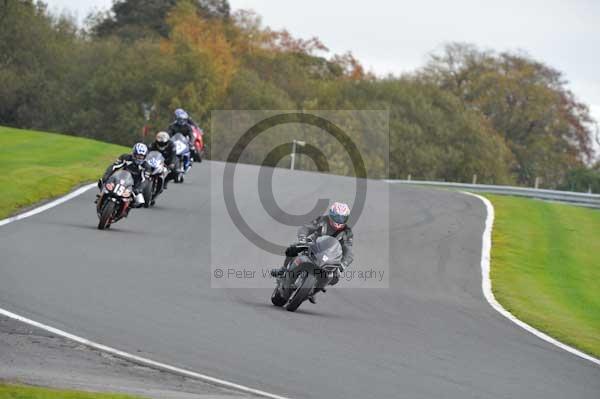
[270,266,286,277]
[270,269,282,277]
[309,286,328,304]
[133,193,145,208]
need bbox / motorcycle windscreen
[146,151,165,169]
[108,169,134,188]
[310,236,343,267]
[171,133,190,155]
[146,151,165,162]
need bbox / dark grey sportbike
[271,236,343,312]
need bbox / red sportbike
[191,126,205,162]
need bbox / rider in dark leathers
[166,108,199,155]
[149,131,176,189]
[272,202,353,303]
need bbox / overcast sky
[46,0,600,128]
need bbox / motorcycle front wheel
[285,273,316,312]
[98,200,116,230]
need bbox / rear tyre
[285,273,316,312]
[151,180,159,204]
[271,288,287,307]
[97,200,116,230]
[142,182,152,208]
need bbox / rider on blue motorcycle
[167,108,199,156]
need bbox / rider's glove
[297,234,307,244]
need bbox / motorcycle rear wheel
[271,287,287,307]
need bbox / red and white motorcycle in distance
[191,125,205,162]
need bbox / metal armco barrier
[386,180,600,209]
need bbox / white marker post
[290,139,306,170]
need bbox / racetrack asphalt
[0,161,598,399]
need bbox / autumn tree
[155,0,236,118]
[0,0,80,130]
[420,43,595,187]
[90,0,231,40]
[2,3,596,186]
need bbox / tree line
[1,0,598,190]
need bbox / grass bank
[0,383,147,399]
[488,194,600,358]
[0,126,127,219]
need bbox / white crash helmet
[156,131,170,144]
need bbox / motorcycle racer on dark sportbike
[144,150,168,206]
[97,143,150,208]
[95,169,135,230]
[271,202,354,306]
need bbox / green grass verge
[0,128,141,396]
[0,383,147,399]
[0,126,127,219]
[488,194,600,358]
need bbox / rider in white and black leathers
[98,143,150,206]
[272,202,353,303]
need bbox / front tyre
[98,200,116,230]
[285,273,316,312]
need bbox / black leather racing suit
[149,141,177,185]
[149,141,176,166]
[167,119,198,145]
